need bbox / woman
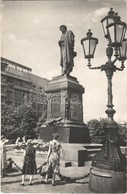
[20,139,37,186]
[44,133,62,186]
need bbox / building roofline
[1,57,32,72]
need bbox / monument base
[39,120,90,143]
[40,74,90,144]
[61,143,88,167]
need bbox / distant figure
[22,136,26,143]
[44,133,62,186]
[1,136,8,177]
[15,137,22,144]
[58,25,77,75]
[20,139,37,186]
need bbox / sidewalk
[1,150,92,193]
[1,170,91,193]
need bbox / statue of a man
[58,25,77,75]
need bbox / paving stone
[1,149,92,193]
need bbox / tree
[1,103,37,139]
[1,103,16,138]
[87,119,105,143]
[117,123,127,146]
[19,104,37,138]
[87,118,110,143]
[87,118,127,145]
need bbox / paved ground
[1,171,91,193]
[1,150,92,193]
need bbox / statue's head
[59,25,67,33]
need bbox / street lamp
[81,8,127,193]
[118,38,127,69]
[101,8,115,40]
[81,29,98,68]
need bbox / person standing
[44,133,62,186]
[15,137,22,144]
[1,136,8,177]
[20,139,37,186]
[58,25,77,75]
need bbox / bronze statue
[58,25,77,75]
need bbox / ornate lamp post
[81,8,127,193]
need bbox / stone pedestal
[40,74,90,143]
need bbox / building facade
[1,57,49,118]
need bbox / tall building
[1,57,50,118]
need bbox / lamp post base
[89,167,126,193]
[88,120,126,193]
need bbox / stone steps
[83,144,102,149]
[87,148,101,153]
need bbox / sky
[1,0,127,123]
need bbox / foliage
[14,139,49,151]
[1,103,16,138]
[87,119,105,143]
[18,104,37,138]
[1,103,37,140]
[87,118,127,145]
[117,124,127,146]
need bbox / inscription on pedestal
[70,93,83,121]
[51,92,61,117]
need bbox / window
[22,81,31,88]
[23,92,30,102]
[15,89,23,98]
[1,96,6,103]
[1,86,5,93]
[6,91,13,102]
[6,91,13,98]
[15,79,22,86]
[7,76,14,84]
[1,75,6,82]
[33,85,36,90]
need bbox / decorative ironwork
[81,8,126,193]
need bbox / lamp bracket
[88,66,102,70]
[115,66,124,71]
